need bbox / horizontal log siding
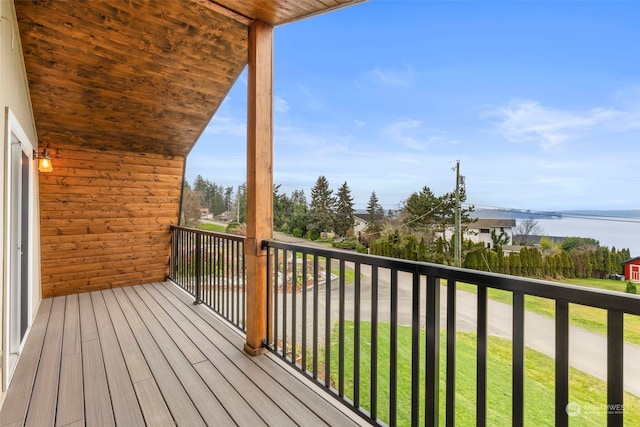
[39,144,183,297]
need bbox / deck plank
[56,353,83,427]
[123,286,235,425]
[24,297,65,427]
[111,287,205,427]
[79,295,114,427]
[91,291,145,426]
[132,377,176,427]
[100,289,153,383]
[0,299,52,426]
[56,294,83,427]
[78,293,98,342]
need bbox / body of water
[532,217,640,257]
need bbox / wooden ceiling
[15,0,364,157]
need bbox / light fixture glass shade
[38,157,53,172]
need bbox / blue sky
[186,0,640,213]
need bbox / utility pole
[454,160,462,267]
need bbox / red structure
[623,257,640,283]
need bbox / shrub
[292,228,303,238]
[626,281,637,294]
[307,229,320,241]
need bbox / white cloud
[366,65,414,87]
[204,114,246,137]
[483,100,640,149]
[274,96,290,113]
[353,119,366,130]
[382,119,453,150]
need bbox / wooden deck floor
[0,282,366,426]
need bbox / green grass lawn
[455,279,640,346]
[198,222,227,233]
[329,321,640,426]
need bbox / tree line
[181,176,632,280]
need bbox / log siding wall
[39,144,183,298]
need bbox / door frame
[3,107,36,389]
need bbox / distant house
[467,219,516,248]
[623,257,640,283]
[443,218,516,249]
[354,213,385,237]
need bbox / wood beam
[190,0,253,26]
[244,20,273,355]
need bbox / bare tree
[514,218,543,245]
[180,185,202,227]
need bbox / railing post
[194,232,202,305]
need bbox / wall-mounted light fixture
[34,148,53,172]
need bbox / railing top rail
[264,239,640,315]
[171,225,246,242]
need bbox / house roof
[15,0,364,157]
[623,257,640,265]
[354,213,385,223]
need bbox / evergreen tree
[366,191,383,232]
[308,176,335,235]
[273,184,293,232]
[490,229,510,250]
[334,182,355,238]
[224,186,234,215]
[289,189,309,237]
[210,184,226,216]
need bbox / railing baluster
[302,252,308,373]
[274,248,279,353]
[194,232,202,304]
[283,249,288,361]
[446,279,457,427]
[353,261,361,410]
[426,275,440,427]
[607,309,624,427]
[266,246,272,347]
[411,271,420,426]
[555,299,569,427]
[313,254,319,379]
[292,250,298,366]
[338,259,346,397]
[477,285,487,427]
[371,265,378,421]
[324,255,331,388]
[390,268,398,426]
[513,292,525,426]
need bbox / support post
[244,20,273,356]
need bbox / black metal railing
[168,225,246,331]
[263,239,640,427]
